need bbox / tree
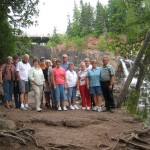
[79,2,94,37]
[0,0,39,28]
[0,0,39,62]
[107,0,126,33]
[94,1,107,37]
[0,18,15,63]
[116,30,150,107]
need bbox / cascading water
[119,58,150,126]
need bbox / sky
[24,0,108,36]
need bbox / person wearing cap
[29,59,45,112]
[61,54,69,71]
[66,62,79,110]
[13,55,20,108]
[87,59,103,112]
[1,56,15,109]
[48,58,57,109]
[52,59,67,111]
[16,54,31,110]
[43,59,52,108]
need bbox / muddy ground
[0,92,148,150]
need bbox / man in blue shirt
[61,54,69,71]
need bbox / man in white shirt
[16,54,31,110]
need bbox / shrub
[96,37,108,52]
[72,37,85,51]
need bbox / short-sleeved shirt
[78,71,87,86]
[100,64,115,81]
[52,67,66,84]
[61,62,69,71]
[87,67,101,87]
[66,70,77,87]
[16,61,31,81]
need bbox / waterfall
[120,59,129,77]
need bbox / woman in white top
[66,63,79,110]
[29,59,45,112]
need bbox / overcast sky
[24,0,108,36]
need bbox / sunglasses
[103,60,107,61]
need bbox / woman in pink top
[77,62,91,110]
[52,59,67,111]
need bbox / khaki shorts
[0,83,3,94]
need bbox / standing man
[100,56,115,112]
[61,54,69,71]
[13,55,20,108]
[16,54,31,110]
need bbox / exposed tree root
[101,128,150,150]
[0,128,46,150]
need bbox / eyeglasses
[103,60,107,61]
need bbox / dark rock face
[29,45,118,69]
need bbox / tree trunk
[116,30,150,107]
[136,54,150,91]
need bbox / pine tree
[94,1,107,37]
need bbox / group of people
[0,53,115,112]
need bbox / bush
[96,37,108,52]
[72,37,85,51]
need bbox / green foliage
[0,0,39,28]
[123,89,148,121]
[96,37,108,52]
[72,37,85,51]
[0,18,15,63]
[51,27,61,44]
[0,0,39,63]
[94,2,108,37]
[15,36,31,55]
[107,0,126,34]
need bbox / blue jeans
[68,87,77,100]
[51,84,56,108]
[55,84,65,102]
[3,80,13,101]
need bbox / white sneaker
[86,106,91,110]
[70,105,75,110]
[63,107,67,111]
[74,105,79,110]
[97,107,102,112]
[58,107,62,111]
[21,107,28,111]
[36,107,42,112]
[82,107,86,110]
[92,106,98,111]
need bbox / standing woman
[52,59,67,111]
[29,59,45,112]
[87,59,103,112]
[66,63,79,110]
[48,58,57,109]
[43,59,52,107]
[1,56,15,108]
[77,62,91,110]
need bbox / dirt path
[0,92,144,150]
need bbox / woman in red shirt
[52,59,67,111]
